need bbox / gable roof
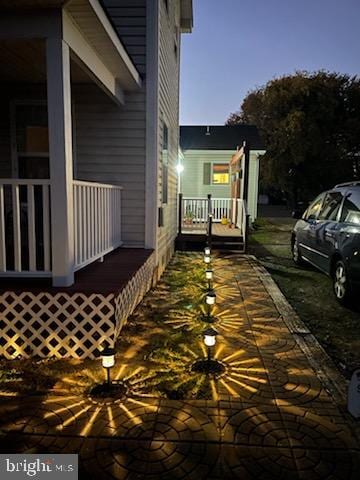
[180,125,265,151]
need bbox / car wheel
[292,237,304,265]
[333,260,351,305]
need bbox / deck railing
[0,179,51,276]
[73,181,123,271]
[180,196,247,236]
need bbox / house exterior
[179,125,265,221]
[0,0,193,359]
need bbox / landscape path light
[206,289,216,305]
[204,246,211,256]
[204,288,216,323]
[205,268,213,289]
[203,327,218,362]
[101,346,115,388]
[204,254,211,264]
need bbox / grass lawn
[0,254,240,400]
[248,216,360,377]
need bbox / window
[304,194,324,220]
[340,190,360,224]
[162,123,168,205]
[212,163,229,184]
[318,192,343,221]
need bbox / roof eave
[180,0,193,33]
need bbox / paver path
[0,255,359,479]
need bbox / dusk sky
[180,0,360,125]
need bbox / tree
[227,72,360,205]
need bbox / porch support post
[46,38,75,286]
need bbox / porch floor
[0,248,153,295]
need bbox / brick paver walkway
[0,255,359,479]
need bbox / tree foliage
[227,72,360,204]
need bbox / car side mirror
[292,209,303,219]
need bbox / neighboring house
[179,125,265,221]
[0,0,193,359]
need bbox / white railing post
[47,38,75,286]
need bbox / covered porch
[0,0,141,287]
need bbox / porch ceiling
[65,0,141,91]
[0,0,141,93]
[0,0,66,7]
[0,39,98,84]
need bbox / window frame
[211,162,230,186]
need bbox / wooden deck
[0,248,154,295]
[181,223,242,237]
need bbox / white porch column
[46,38,74,286]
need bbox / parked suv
[292,182,360,304]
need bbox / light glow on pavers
[80,406,101,436]
[44,400,86,419]
[57,405,92,430]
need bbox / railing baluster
[27,185,36,271]
[12,184,21,272]
[0,185,6,271]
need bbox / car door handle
[325,231,334,238]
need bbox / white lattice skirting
[0,253,156,359]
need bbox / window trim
[211,162,230,186]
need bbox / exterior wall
[0,94,11,178]
[156,0,182,274]
[181,149,232,198]
[73,85,146,248]
[0,86,48,179]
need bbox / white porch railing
[0,179,123,278]
[0,179,51,276]
[73,180,123,271]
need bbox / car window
[340,190,360,224]
[304,194,324,220]
[318,192,343,221]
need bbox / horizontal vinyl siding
[181,150,233,198]
[157,0,181,271]
[73,85,146,247]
